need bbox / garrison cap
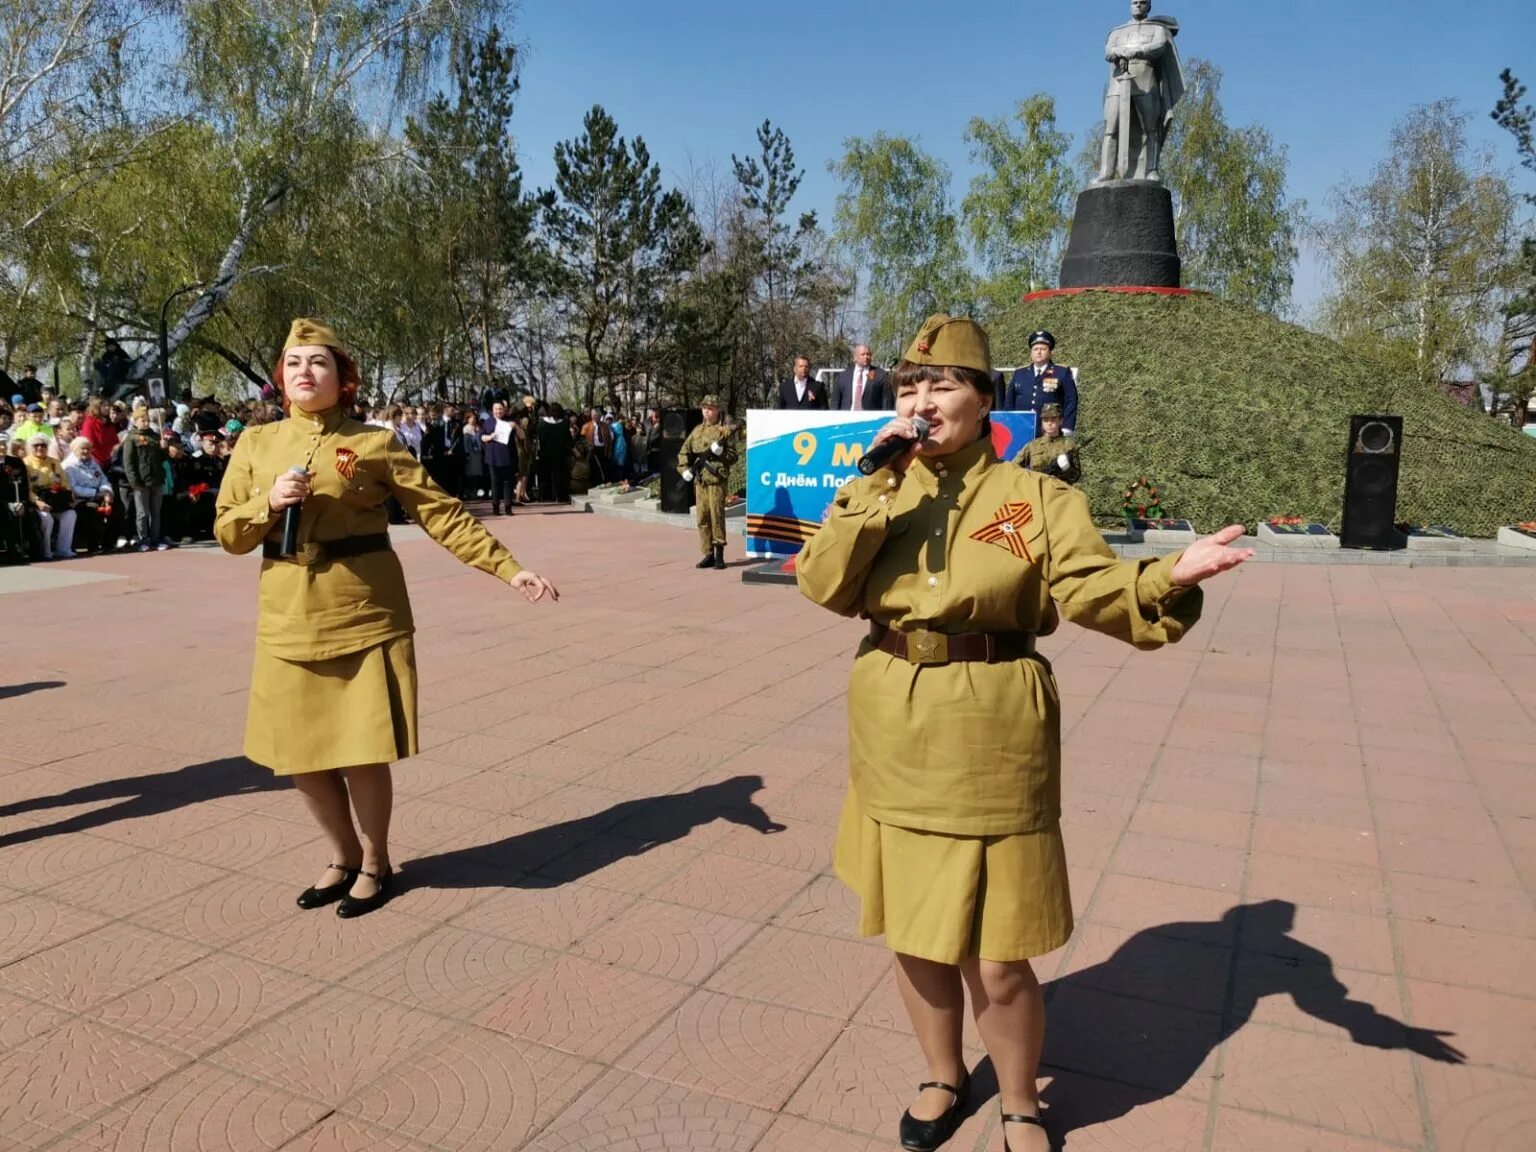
[283,318,346,355]
[903,314,992,374]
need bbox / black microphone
[279,466,308,557]
[857,416,930,475]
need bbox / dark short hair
[889,361,995,402]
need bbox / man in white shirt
[774,355,826,410]
[834,344,888,411]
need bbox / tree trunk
[126,182,288,382]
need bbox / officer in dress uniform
[215,318,560,918]
[678,394,736,570]
[1004,331,1078,435]
[796,312,1252,1152]
[1011,403,1080,484]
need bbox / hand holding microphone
[269,466,310,557]
[857,416,931,476]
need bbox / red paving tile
[2,519,1535,1150]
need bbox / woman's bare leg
[290,769,362,888]
[341,763,393,898]
[961,958,1049,1150]
[894,952,969,1121]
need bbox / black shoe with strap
[899,1074,968,1152]
[1001,1106,1047,1152]
[295,864,358,910]
[335,866,393,919]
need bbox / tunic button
[928,576,938,587]
[887,477,898,487]
[878,495,888,504]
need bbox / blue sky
[511,0,1528,320]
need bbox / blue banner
[744,410,1038,558]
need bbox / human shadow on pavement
[0,680,66,700]
[0,756,283,849]
[959,900,1465,1148]
[402,773,785,891]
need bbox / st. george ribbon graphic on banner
[743,410,1038,559]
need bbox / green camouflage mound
[992,291,1536,536]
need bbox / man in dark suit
[420,403,465,496]
[1003,330,1079,434]
[774,355,826,410]
[833,344,889,411]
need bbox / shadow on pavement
[0,756,283,849]
[402,773,784,891]
[960,900,1465,1147]
[0,680,66,700]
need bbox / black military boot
[712,544,726,570]
[696,552,715,569]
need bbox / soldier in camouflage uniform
[679,395,736,569]
[1011,403,1080,485]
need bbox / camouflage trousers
[695,484,727,552]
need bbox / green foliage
[962,95,1077,315]
[1318,100,1518,388]
[544,105,704,409]
[1490,70,1535,423]
[829,133,975,361]
[991,290,1536,536]
[1160,61,1301,315]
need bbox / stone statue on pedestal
[1095,0,1185,183]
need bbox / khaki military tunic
[1012,433,1081,485]
[797,436,1201,962]
[216,407,524,773]
[679,422,735,552]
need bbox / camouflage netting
[991,291,1536,536]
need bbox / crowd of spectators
[0,382,675,566]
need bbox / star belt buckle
[905,628,949,666]
[292,542,322,567]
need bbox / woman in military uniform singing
[216,319,559,918]
[797,315,1251,1151]
[678,394,736,570]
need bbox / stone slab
[1497,526,1536,552]
[1258,522,1339,550]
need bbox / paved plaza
[2,509,1535,1151]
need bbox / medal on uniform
[334,447,358,480]
[1043,374,1058,393]
[970,502,1036,561]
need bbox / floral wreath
[1122,476,1164,520]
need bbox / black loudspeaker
[1340,415,1405,550]
[661,407,701,439]
[657,408,702,514]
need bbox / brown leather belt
[262,533,392,566]
[870,622,1036,666]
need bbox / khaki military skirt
[244,636,418,775]
[834,790,1072,965]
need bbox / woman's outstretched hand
[1170,525,1255,587]
[511,570,559,603]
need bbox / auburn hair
[889,361,995,401]
[273,345,361,414]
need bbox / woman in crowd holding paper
[796,314,1252,1151]
[216,319,559,918]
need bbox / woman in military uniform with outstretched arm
[216,319,559,918]
[797,315,1251,1152]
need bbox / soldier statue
[1096,0,1185,183]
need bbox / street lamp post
[159,283,202,402]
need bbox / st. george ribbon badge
[334,447,358,480]
[970,501,1036,561]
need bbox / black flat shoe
[1001,1107,1047,1152]
[695,554,715,569]
[899,1074,968,1152]
[295,864,358,910]
[335,867,393,919]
